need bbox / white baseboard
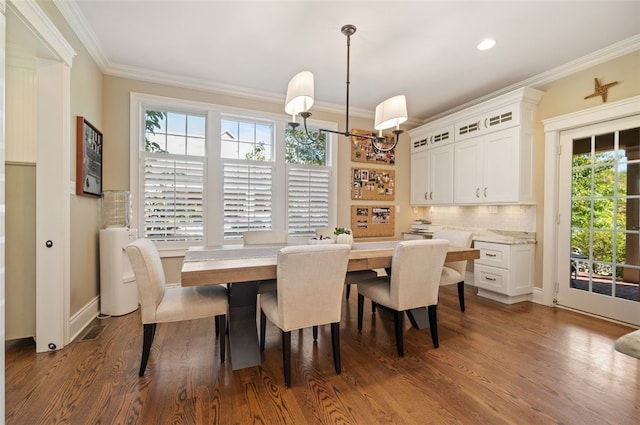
[68,296,100,343]
[531,287,545,305]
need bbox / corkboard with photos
[350,129,396,165]
[351,167,395,201]
[351,205,395,237]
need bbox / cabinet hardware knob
[430,192,433,200]
[476,188,480,198]
[486,253,497,257]
[424,192,429,200]
[484,187,488,197]
[486,277,496,281]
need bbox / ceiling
[56,0,640,124]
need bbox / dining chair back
[242,230,287,245]
[431,229,473,311]
[242,230,287,293]
[315,227,378,299]
[126,238,228,376]
[357,239,449,356]
[259,244,351,386]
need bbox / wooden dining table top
[181,241,480,287]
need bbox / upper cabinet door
[482,127,520,203]
[429,144,454,204]
[410,150,429,205]
[454,138,483,204]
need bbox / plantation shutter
[223,162,274,239]
[287,166,330,236]
[143,154,204,242]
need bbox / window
[285,127,330,235]
[131,93,337,251]
[143,111,205,243]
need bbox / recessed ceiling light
[477,39,496,51]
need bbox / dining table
[182,240,480,370]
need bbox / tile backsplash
[425,205,536,232]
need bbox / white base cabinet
[474,241,535,304]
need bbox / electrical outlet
[488,205,498,214]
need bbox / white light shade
[285,71,314,116]
[374,95,408,131]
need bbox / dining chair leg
[331,322,341,374]
[394,310,404,356]
[282,330,292,387]
[216,314,226,363]
[457,281,466,312]
[139,323,156,377]
[260,309,267,352]
[345,284,351,299]
[428,305,439,348]
[312,325,319,340]
[372,301,377,314]
[357,294,364,331]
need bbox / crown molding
[52,0,108,69]
[424,34,640,124]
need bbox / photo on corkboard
[351,167,395,201]
[351,205,394,237]
[350,129,395,165]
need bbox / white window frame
[130,92,338,256]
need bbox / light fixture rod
[343,24,355,136]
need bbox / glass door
[557,115,640,326]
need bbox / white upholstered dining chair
[242,230,287,294]
[431,229,473,311]
[315,228,378,299]
[125,238,228,377]
[242,229,287,245]
[357,239,449,356]
[259,244,351,387]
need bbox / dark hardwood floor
[5,285,639,424]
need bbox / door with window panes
[557,115,640,325]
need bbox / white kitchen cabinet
[454,102,522,142]
[408,87,543,206]
[410,149,429,205]
[474,241,535,304]
[454,126,531,204]
[411,144,454,205]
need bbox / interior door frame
[7,0,75,352]
[542,96,640,313]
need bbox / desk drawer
[475,241,510,268]
[475,264,509,292]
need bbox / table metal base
[227,281,261,370]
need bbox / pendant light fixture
[284,24,407,153]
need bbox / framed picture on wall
[75,116,103,197]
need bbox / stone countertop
[407,227,537,245]
[471,229,536,245]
